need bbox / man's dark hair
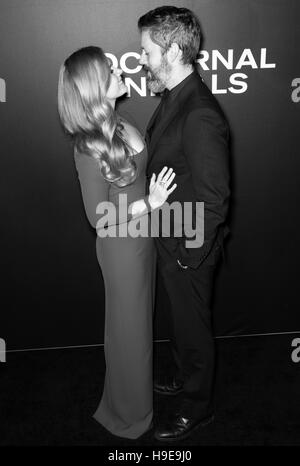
[138,5,202,65]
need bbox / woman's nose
[116,67,123,76]
[139,52,146,65]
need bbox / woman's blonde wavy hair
[58,46,137,187]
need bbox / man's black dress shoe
[154,377,184,396]
[154,412,214,442]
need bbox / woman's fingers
[154,167,177,199]
[167,183,177,194]
[150,173,156,188]
[160,167,175,185]
[157,167,178,185]
[157,166,168,181]
[164,171,176,188]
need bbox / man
[138,6,230,441]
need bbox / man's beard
[144,54,172,94]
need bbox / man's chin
[147,80,166,94]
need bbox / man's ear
[167,42,182,63]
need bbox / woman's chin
[119,84,128,97]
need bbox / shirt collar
[163,69,196,104]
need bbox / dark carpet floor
[0,334,299,446]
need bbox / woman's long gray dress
[74,145,156,439]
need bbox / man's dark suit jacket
[146,70,230,269]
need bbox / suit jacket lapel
[146,72,203,164]
[145,98,163,149]
[148,101,180,159]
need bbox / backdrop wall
[1,0,299,350]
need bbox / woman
[57,46,176,439]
